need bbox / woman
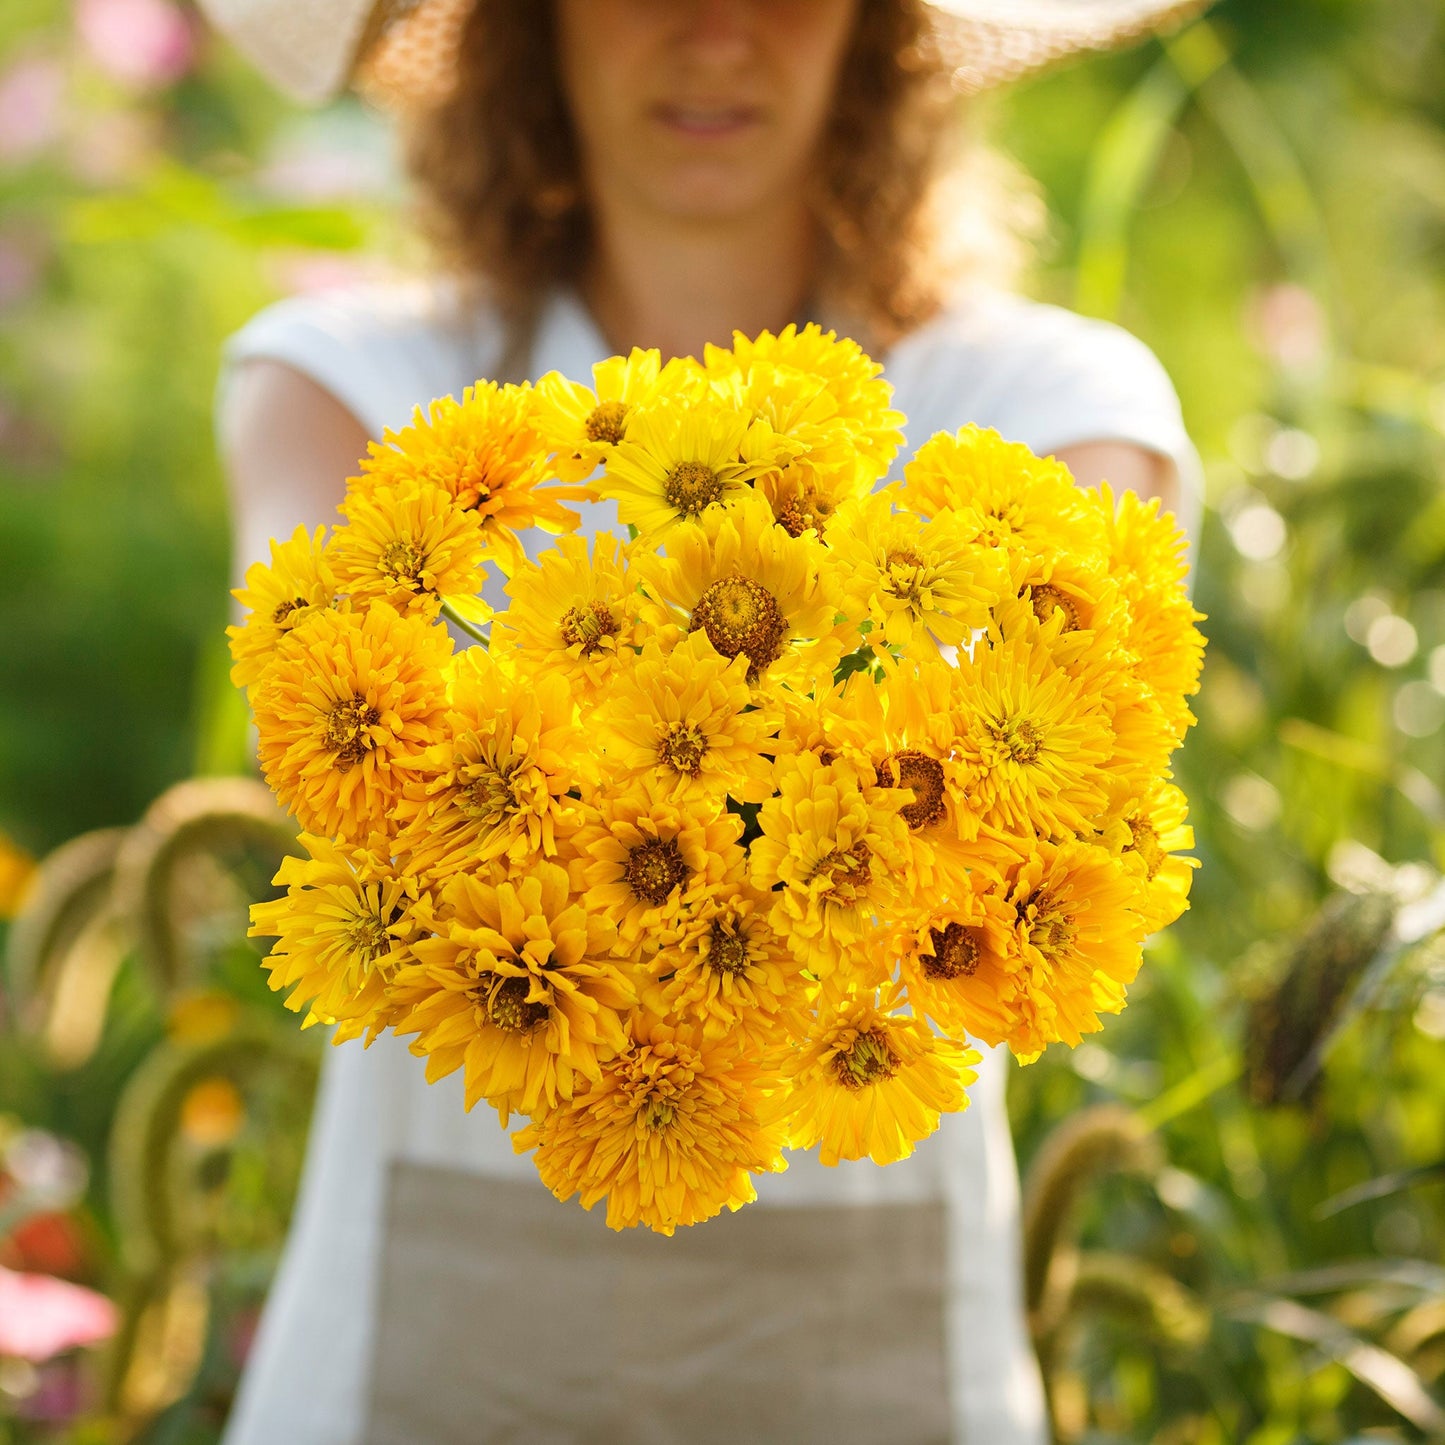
[208,2,1206,1441]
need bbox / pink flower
[1248,282,1329,372]
[0,56,65,164]
[74,0,195,89]
[0,236,41,308]
[0,1266,116,1362]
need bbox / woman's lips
[653,103,762,139]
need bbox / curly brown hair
[398,0,1027,349]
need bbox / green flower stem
[440,601,491,650]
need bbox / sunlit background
[1,1,1443,1440]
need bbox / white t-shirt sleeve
[955,297,1203,549]
[215,281,499,443]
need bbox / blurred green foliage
[0,0,1442,1441]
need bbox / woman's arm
[220,358,372,585]
[1054,440,1178,515]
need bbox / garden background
[1,0,1443,1440]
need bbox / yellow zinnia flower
[989,579,1176,801]
[899,425,1108,562]
[228,524,340,692]
[1102,779,1198,934]
[992,540,1121,644]
[951,628,1114,839]
[894,884,1024,1047]
[1092,484,1206,740]
[768,992,978,1166]
[568,777,745,954]
[754,452,870,539]
[593,630,778,807]
[389,861,634,1122]
[330,480,490,623]
[358,381,584,573]
[645,885,814,1052]
[748,753,907,984]
[492,530,648,706]
[772,686,846,766]
[706,323,904,479]
[251,603,451,842]
[393,648,584,884]
[826,487,1005,649]
[824,653,1003,895]
[597,394,788,540]
[635,489,846,692]
[249,832,414,1038]
[514,1014,787,1234]
[984,836,1148,1060]
[706,353,877,507]
[534,348,701,483]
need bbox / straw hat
[198,0,1212,110]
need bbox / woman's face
[555,0,861,223]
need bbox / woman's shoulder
[886,287,1191,467]
[894,289,1180,407]
[220,276,507,438]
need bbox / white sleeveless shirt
[217,283,1200,1445]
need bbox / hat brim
[198,0,1213,110]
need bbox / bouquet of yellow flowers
[230,326,1204,1234]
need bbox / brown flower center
[811,841,873,907]
[776,485,836,539]
[560,601,619,656]
[324,694,380,771]
[624,837,690,906]
[664,460,725,517]
[585,400,628,445]
[988,716,1045,765]
[658,722,708,776]
[706,920,751,977]
[380,538,425,588]
[1127,817,1167,880]
[1028,583,1079,631]
[486,975,549,1033]
[924,922,980,980]
[690,574,787,676]
[833,1027,900,1091]
[271,595,309,626]
[876,749,947,830]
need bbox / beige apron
[362,1162,953,1445]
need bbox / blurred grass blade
[1226,1293,1445,1432]
[1136,1052,1240,1132]
[1313,1163,1445,1221]
[1246,1260,1445,1299]
[1067,1250,1210,1350]
[1168,25,1333,297]
[41,911,130,1070]
[1279,717,1445,830]
[107,1027,317,1274]
[4,827,129,1021]
[1021,1104,1161,1318]
[1075,58,1198,318]
[111,777,300,991]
